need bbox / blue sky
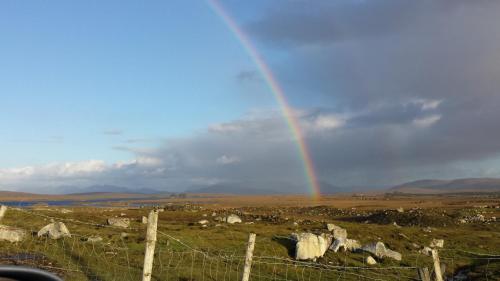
[0,1,277,167]
[2,1,500,193]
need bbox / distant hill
[390,178,500,194]
[61,185,163,195]
[187,181,346,195]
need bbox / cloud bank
[3,1,500,193]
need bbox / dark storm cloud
[244,0,500,180]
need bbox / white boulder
[329,238,361,252]
[292,233,333,260]
[198,219,209,225]
[141,216,148,224]
[0,225,26,242]
[326,223,347,239]
[38,222,71,239]
[226,214,242,224]
[361,242,402,261]
[366,256,377,265]
[107,218,130,228]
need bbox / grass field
[0,194,499,280]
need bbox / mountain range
[389,178,500,194]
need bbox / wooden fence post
[417,267,431,281]
[142,209,159,281]
[0,205,7,222]
[241,233,256,281]
[431,249,443,281]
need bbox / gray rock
[361,242,402,261]
[37,222,71,239]
[107,218,130,228]
[141,216,148,224]
[291,233,333,260]
[0,225,26,242]
[329,238,361,252]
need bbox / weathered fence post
[142,209,159,281]
[0,205,7,221]
[417,267,431,281]
[431,249,443,281]
[241,233,256,281]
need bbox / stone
[198,219,209,225]
[86,236,103,243]
[326,224,347,239]
[60,209,73,214]
[430,239,444,248]
[420,246,432,256]
[396,207,404,213]
[37,222,71,239]
[107,218,130,228]
[142,216,148,224]
[329,237,361,252]
[291,233,333,260]
[226,214,242,224]
[361,242,402,261]
[333,228,347,239]
[422,227,432,233]
[0,225,26,242]
[120,232,129,238]
[366,256,377,265]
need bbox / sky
[2,0,500,194]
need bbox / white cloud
[413,114,441,128]
[411,99,443,111]
[300,114,345,133]
[208,123,242,133]
[216,155,240,165]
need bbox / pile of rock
[326,223,361,253]
[289,223,402,263]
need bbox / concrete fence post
[142,209,159,281]
[431,249,443,281]
[241,233,256,281]
[0,205,7,221]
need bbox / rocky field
[0,194,498,280]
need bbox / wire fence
[0,206,498,281]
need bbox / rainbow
[207,0,321,200]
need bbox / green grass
[0,206,498,280]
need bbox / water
[0,196,164,207]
